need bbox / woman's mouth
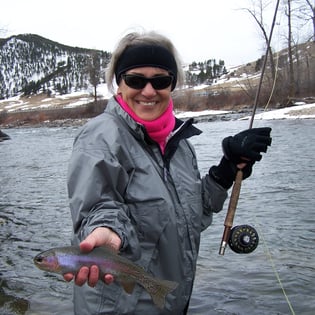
[137,101,157,106]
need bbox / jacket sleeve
[67,130,141,259]
[184,139,228,231]
[200,172,228,231]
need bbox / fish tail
[144,277,178,309]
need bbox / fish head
[33,249,61,273]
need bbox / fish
[33,246,178,309]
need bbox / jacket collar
[105,96,202,143]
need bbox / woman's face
[117,67,172,121]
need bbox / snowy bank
[242,103,315,120]
[175,109,230,119]
[175,103,315,122]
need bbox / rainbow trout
[34,246,178,309]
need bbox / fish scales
[34,246,178,309]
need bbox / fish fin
[120,280,136,294]
[146,279,178,309]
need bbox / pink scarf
[116,95,175,154]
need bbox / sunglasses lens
[151,76,173,89]
[123,75,146,89]
[122,75,173,90]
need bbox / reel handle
[219,169,243,255]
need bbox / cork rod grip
[219,170,243,255]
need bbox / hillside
[0,34,314,127]
[0,34,111,99]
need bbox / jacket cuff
[208,157,237,189]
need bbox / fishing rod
[219,0,281,255]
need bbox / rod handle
[219,170,243,255]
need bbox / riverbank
[1,103,315,130]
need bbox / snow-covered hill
[0,34,111,99]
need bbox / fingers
[240,132,272,161]
[253,134,272,147]
[63,273,74,282]
[249,127,272,137]
[80,227,122,253]
[79,266,98,287]
[88,265,100,287]
[79,230,99,253]
[104,274,114,285]
[223,127,272,164]
[64,228,121,287]
[252,142,269,155]
[244,150,262,162]
[79,238,95,253]
[69,265,104,287]
[75,266,90,286]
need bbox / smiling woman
[64,29,272,315]
[103,32,184,123]
[117,67,173,121]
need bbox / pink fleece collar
[116,95,175,154]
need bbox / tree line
[241,0,315,104]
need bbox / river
[0,118,314,315]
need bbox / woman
[64,30,272,314]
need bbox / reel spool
[228,224,259,254]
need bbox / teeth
[139,101,156,106]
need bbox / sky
[0,0,282,67]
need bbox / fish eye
[35,256,43,263]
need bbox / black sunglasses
[122,74,173,90]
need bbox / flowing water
[0,118,314,315]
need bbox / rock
[0,129,11,141]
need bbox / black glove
[222,127,272,164]
[209,157,254,189]
[209,127,272,189]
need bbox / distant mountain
[2,33,313,110]
[0,34,111,99]
[0,34,229,101]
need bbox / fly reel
[228,224,259,254]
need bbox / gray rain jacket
[67,97,228,315]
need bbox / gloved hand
[223,127,272,164]
[209,127,272,189]
[209,157,255,189]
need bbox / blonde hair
[106,30,184,94]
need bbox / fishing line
[264,51,280,113]
[217,0,296,311]
[254,218,296,315]
[250,51,279,122]
[252,73,297,314]
[248,0,280,128]
[239,4,296,312]
[261,11,283,115]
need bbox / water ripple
[1,121,315,314]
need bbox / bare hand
[63,227,121,287]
